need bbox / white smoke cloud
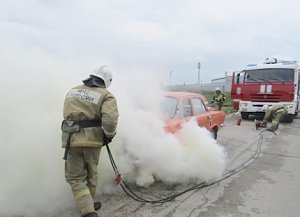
[0,39,75,217]
[97,81,226,191]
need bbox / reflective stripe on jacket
[62,84,119,148]
[271,104,285,112]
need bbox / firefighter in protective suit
[211,87,226,110]
[262,104,287,131]
[62,65,119,217]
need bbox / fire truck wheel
[241,112,249,120]
[285,114,294,123]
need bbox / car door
[191,97,212,131]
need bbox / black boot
[94,202,101,211]
[82,212,98,217]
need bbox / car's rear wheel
[210,127,218,140]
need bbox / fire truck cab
[231,58,300,122]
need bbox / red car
[161,91,225,139]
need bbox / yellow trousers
[65,147,101,216]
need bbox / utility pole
[197,62,201,84]
[169,70,172,86]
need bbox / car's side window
[191,98,206,115]
[179,98,192,117]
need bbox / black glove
[103,134,113,146]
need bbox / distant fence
[168,81,232,92]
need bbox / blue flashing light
[282,60,297,65]
[247,64,257,67]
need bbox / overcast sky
[1,0,300,85]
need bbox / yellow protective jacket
[213,93,226,102]
[62,84,119,148]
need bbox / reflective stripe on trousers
[75,188,91,200]
[74,187,94,215]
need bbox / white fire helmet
[90,65,112,88]
[215,87,221,91]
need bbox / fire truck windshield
[244,68,294,83]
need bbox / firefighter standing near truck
[262,104,287,131]
[61,65,119,217]
[211,87,226,110]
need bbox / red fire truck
[231,58,300,122]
